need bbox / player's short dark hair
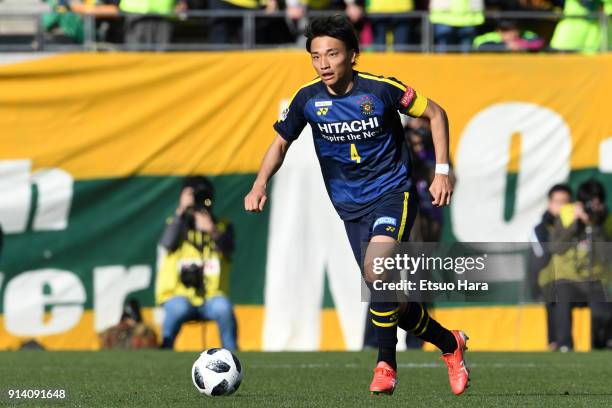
[305,15,360,57]
[548,184,572,200]
[577,179,606,203]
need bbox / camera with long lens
[182,177,214,225]
[583,200,608,225]
[577,180,608,225]
[180,263,205,294]
[190,184,213,212]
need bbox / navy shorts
[343,189,418,267]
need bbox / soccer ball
[191,348,243,396]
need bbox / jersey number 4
[350,144,361,164]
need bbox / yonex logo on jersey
[315,101,333,107]
[373,216,397,230]
[400,87,415,108]
[317,117,379,134]
[317,107,329,116]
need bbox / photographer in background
[528,184,572,351]
[539,179,612,351]
[156,176,238,350]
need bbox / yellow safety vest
[224,0,262,9]
[429,0,484,27]
[367,0,414,13]
[155,228,231,306]
[550,0,612,52]
[120,0,176,15]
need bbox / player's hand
[429,174,453,207]
[245,185,267,212]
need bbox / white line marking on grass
[249,364,333,369]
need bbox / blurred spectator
[344,0,364,23]
[473,20,545,51]
[256,0,298,45]
[527,184,572,351]
[156,176,238,350]
[42,0,119,44]
[429,0,484,52]
[68,1,120,16]
[267,0,363,44]
[539,179,612,351]
[276,0,362,23]
[366,0,414,50]
[485,0,562,11]
[119,0,187,50]
[550,0,612,53]
[208,0,263,44]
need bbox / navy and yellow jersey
[273,71,429,220]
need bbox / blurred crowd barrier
[0,3,610,52]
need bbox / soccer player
[244,15,469,396]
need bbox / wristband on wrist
[435,163,450,175]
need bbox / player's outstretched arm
[244,134,291,212]
[422,99,453,207]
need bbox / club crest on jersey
[359,96,375,117]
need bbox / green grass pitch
[1,350,612,407]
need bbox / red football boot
[369,361,397,396]
[441,330,470,395]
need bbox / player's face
[309,36,356,90]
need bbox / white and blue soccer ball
[191,348,243,397]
